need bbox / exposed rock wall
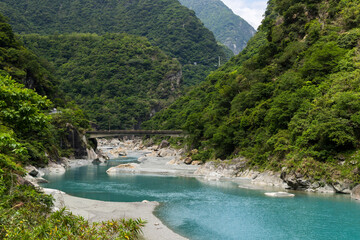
[61,123,98,160]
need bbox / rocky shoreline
[193,158,360,199]
[23,138,193,240]
[25,137,360,198]
[23,137,360,240]
[93,138,360,199]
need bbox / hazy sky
[221,0,268,29]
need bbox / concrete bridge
[86,130,186,138]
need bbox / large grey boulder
[331,181,351,194]
[158,140,170,149]
[280,171,311,190]
[351,185,360,200]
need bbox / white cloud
[221,0,268,29]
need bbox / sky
[221,0,268,29]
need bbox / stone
[191,161,202,165]
[87,148,98,160]
[158,140,170,149]
[16,175,35,187]
[204,172,222,181]
[92,158,102,164]
[159,149,175,157]
[332,181,351,194]
[252,171,287,188]
[264,192,295,197]
[317,183,336,193]
[106,163,138,174]
[190,149,198,155]
[281,171,310,190]
[351,184,360,200]
[184,157,193,165]
[36,177,49,184]
[118,151,127,156]
[45,162,66,174]
[29,169,39,177]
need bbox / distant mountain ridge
[0,0,229,86]
[179,0,256,54]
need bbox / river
[41,157,360,240]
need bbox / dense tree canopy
[144,0,360,182]
[22,33,182,129]
[0,14,59,101]
[0,0,229,85]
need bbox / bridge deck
[87,130,185,138]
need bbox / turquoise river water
[41,157,360,240]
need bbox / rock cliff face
[179,0,256,54]
[61,124,97,160]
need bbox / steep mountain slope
[0,14,91,161]
[21,33,182,129]
[179,0,256,54]
[0,0,228,86]
[145,0,360,183]
[0,14,59,101]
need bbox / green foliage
[0,75,51,136]
[0,14,59,101]
[0,75,54,164]
[179,0,255,54]
[21,33,182,129]
[1,207,145,239]
[0,75,143,240]
[0,0,229,86]
[145,0,360,181]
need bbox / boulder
[331,181,351,194]
[28,169,39,177]
[87,147,98,160]
[92,158,102,164]
[252,171,287,188]
[106,163,138,174]
[158,140,170,149]
[46,162,66,174]
[158,149,176,157]
[16,175,35,187]
[280,171,311,190]
[184,157,193,165]
[264,192,295,197]
[36,177,49,184]
[191,161,203,166]
[351,184,360,200]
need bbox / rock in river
[264,192,295,197]
[351,184,360,200]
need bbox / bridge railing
[86,130,186,138]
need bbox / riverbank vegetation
[144,0,360,183]
[0,16,145,239]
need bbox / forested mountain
[145,0,360,182]
[179,0,256,54]
[21,33,182,129]
[0,15,60,101]
[0,0,229,86]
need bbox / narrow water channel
[41,157,360,240]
